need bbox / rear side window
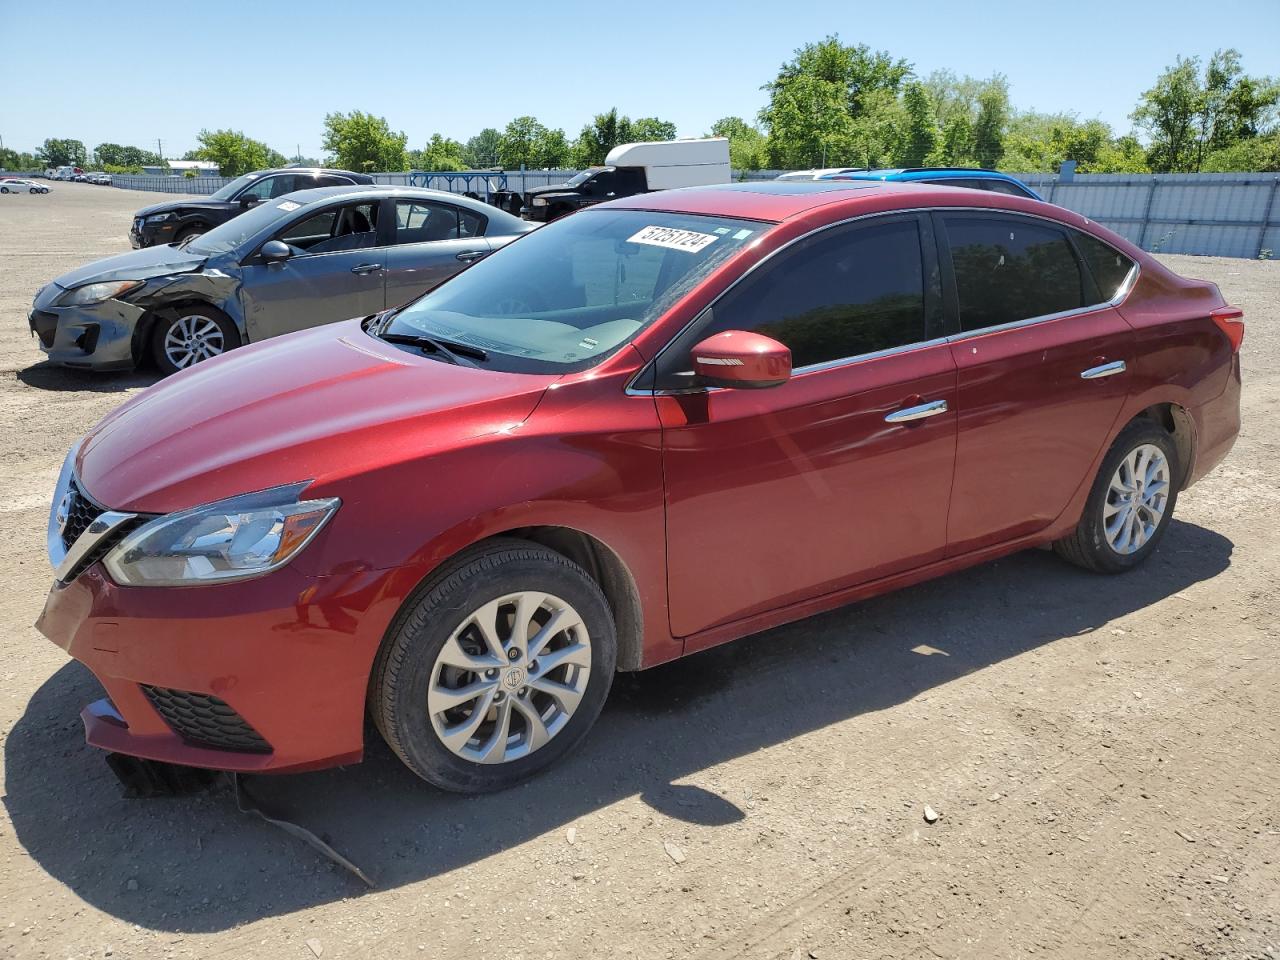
[983,179,1034,198]
[943,216,1084,331]
[1073,230,1135,301]
[661,217,927,376]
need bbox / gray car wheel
[151,306,240,375]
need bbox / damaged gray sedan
[29,186,533,374]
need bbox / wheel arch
[1132,401,1197,491]
[130,297,246,366]
[384,524,647,674]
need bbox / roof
[276,184,525,222]
[827,167,1027,182]
[602,179,1082,227]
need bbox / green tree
[629,117,678,141]
[191,129,286,177]
[759,35,910,168]
[1132,50,1277,172]
[37,138,87,167]
[938,114,975,166]
[94,143,163,168]
[463,128,502,168]
[973,86,1008,168]
[709,116,767,171]
[900,81,938,166]
[1201,132,1280,172]
[0,147,40,171]
[572,108,635,166]
[411,133,467,171]
[322,111,408,172]
[1001,113,1112,172]
[497,116,569,168]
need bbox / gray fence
[108,169,1280,259]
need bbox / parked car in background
[521,138,730,222]
[90,173,112,185]
[128,167,375,248]
[2,178,50,194]
[774,167,861,180]
[38,180,1242,792]
[823,166,1040,198]
[30,186,532,374]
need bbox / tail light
[1210,306,1245,352]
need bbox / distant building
[141,160,220,176]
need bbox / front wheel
[173,224,206,244]
[370,540,617,793]
[150,306,240,375]
[1054,419,1180,573]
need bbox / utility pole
[157,139,163,161]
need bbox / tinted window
[314,175,353,188]
[240,174,295,201]
[1073,230,1135,301]
[984,179,1034,197]
[944,216,1084,331]
[659,218,927,378]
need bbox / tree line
[7,40,1275,177]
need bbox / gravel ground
[0,183,1276,960]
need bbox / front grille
[61,478,102,551]
[31,310,58,347]
[58,478,144,582]
[141,686,273,754]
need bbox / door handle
[885,399,949,424]
[1080,360,1126,379]
[456,250,487,263]
[350,263,382,275]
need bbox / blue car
[820,167,1041,200]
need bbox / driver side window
[239,175,295,202]
[275,201,380,255]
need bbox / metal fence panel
[105,169,1280,259]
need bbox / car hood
[133,198,233,218]
[526,184,576,198]
[54,244,208,289]
[76,319,556,513]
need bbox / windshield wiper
[376,331,487,366]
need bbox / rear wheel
[0,187,8,194]
[370,539,617,793]
[1054,419,1179,573]
[150,306,240,375]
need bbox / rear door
[383,199,492,308]
[939,212,1134,554]
[239,198,389,341]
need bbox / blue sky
[2,0,1275,160]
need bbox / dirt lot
[0,182,1276,960]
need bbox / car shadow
[15,360,160,393]
[3,519,1232,932]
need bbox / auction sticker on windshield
[628,225,718,253]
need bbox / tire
[150,305,240,375]
[1053,419,1180,574]
[0,187,8,194]
[29,187,38,194]
[370,539,617,793]
[173,224,207,244]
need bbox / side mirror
[239,195,260,208]
[690,330,791,389]
[260,240,293,262]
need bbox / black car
[129,167,374,248]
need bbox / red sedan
[38,181,1243,792]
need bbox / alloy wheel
[163,314,226,369]
[427,591,592,764]
[1103,442,1170,554]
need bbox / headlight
[58,279,144,306]
[104,484,340,587]
[531,197,548,207]
[145,212,174,223]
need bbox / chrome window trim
[625,205,1141,398]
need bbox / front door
[937,212,1133,554]
[239,199,388,341]
[653,215,959,639]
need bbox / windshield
[564,169,599,188]
[382,208,765,374]
[207,172,258,202]
[187,195,309,256]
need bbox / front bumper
[36,558,395,774]
[130,218,175,248]
[29,288,144,371]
